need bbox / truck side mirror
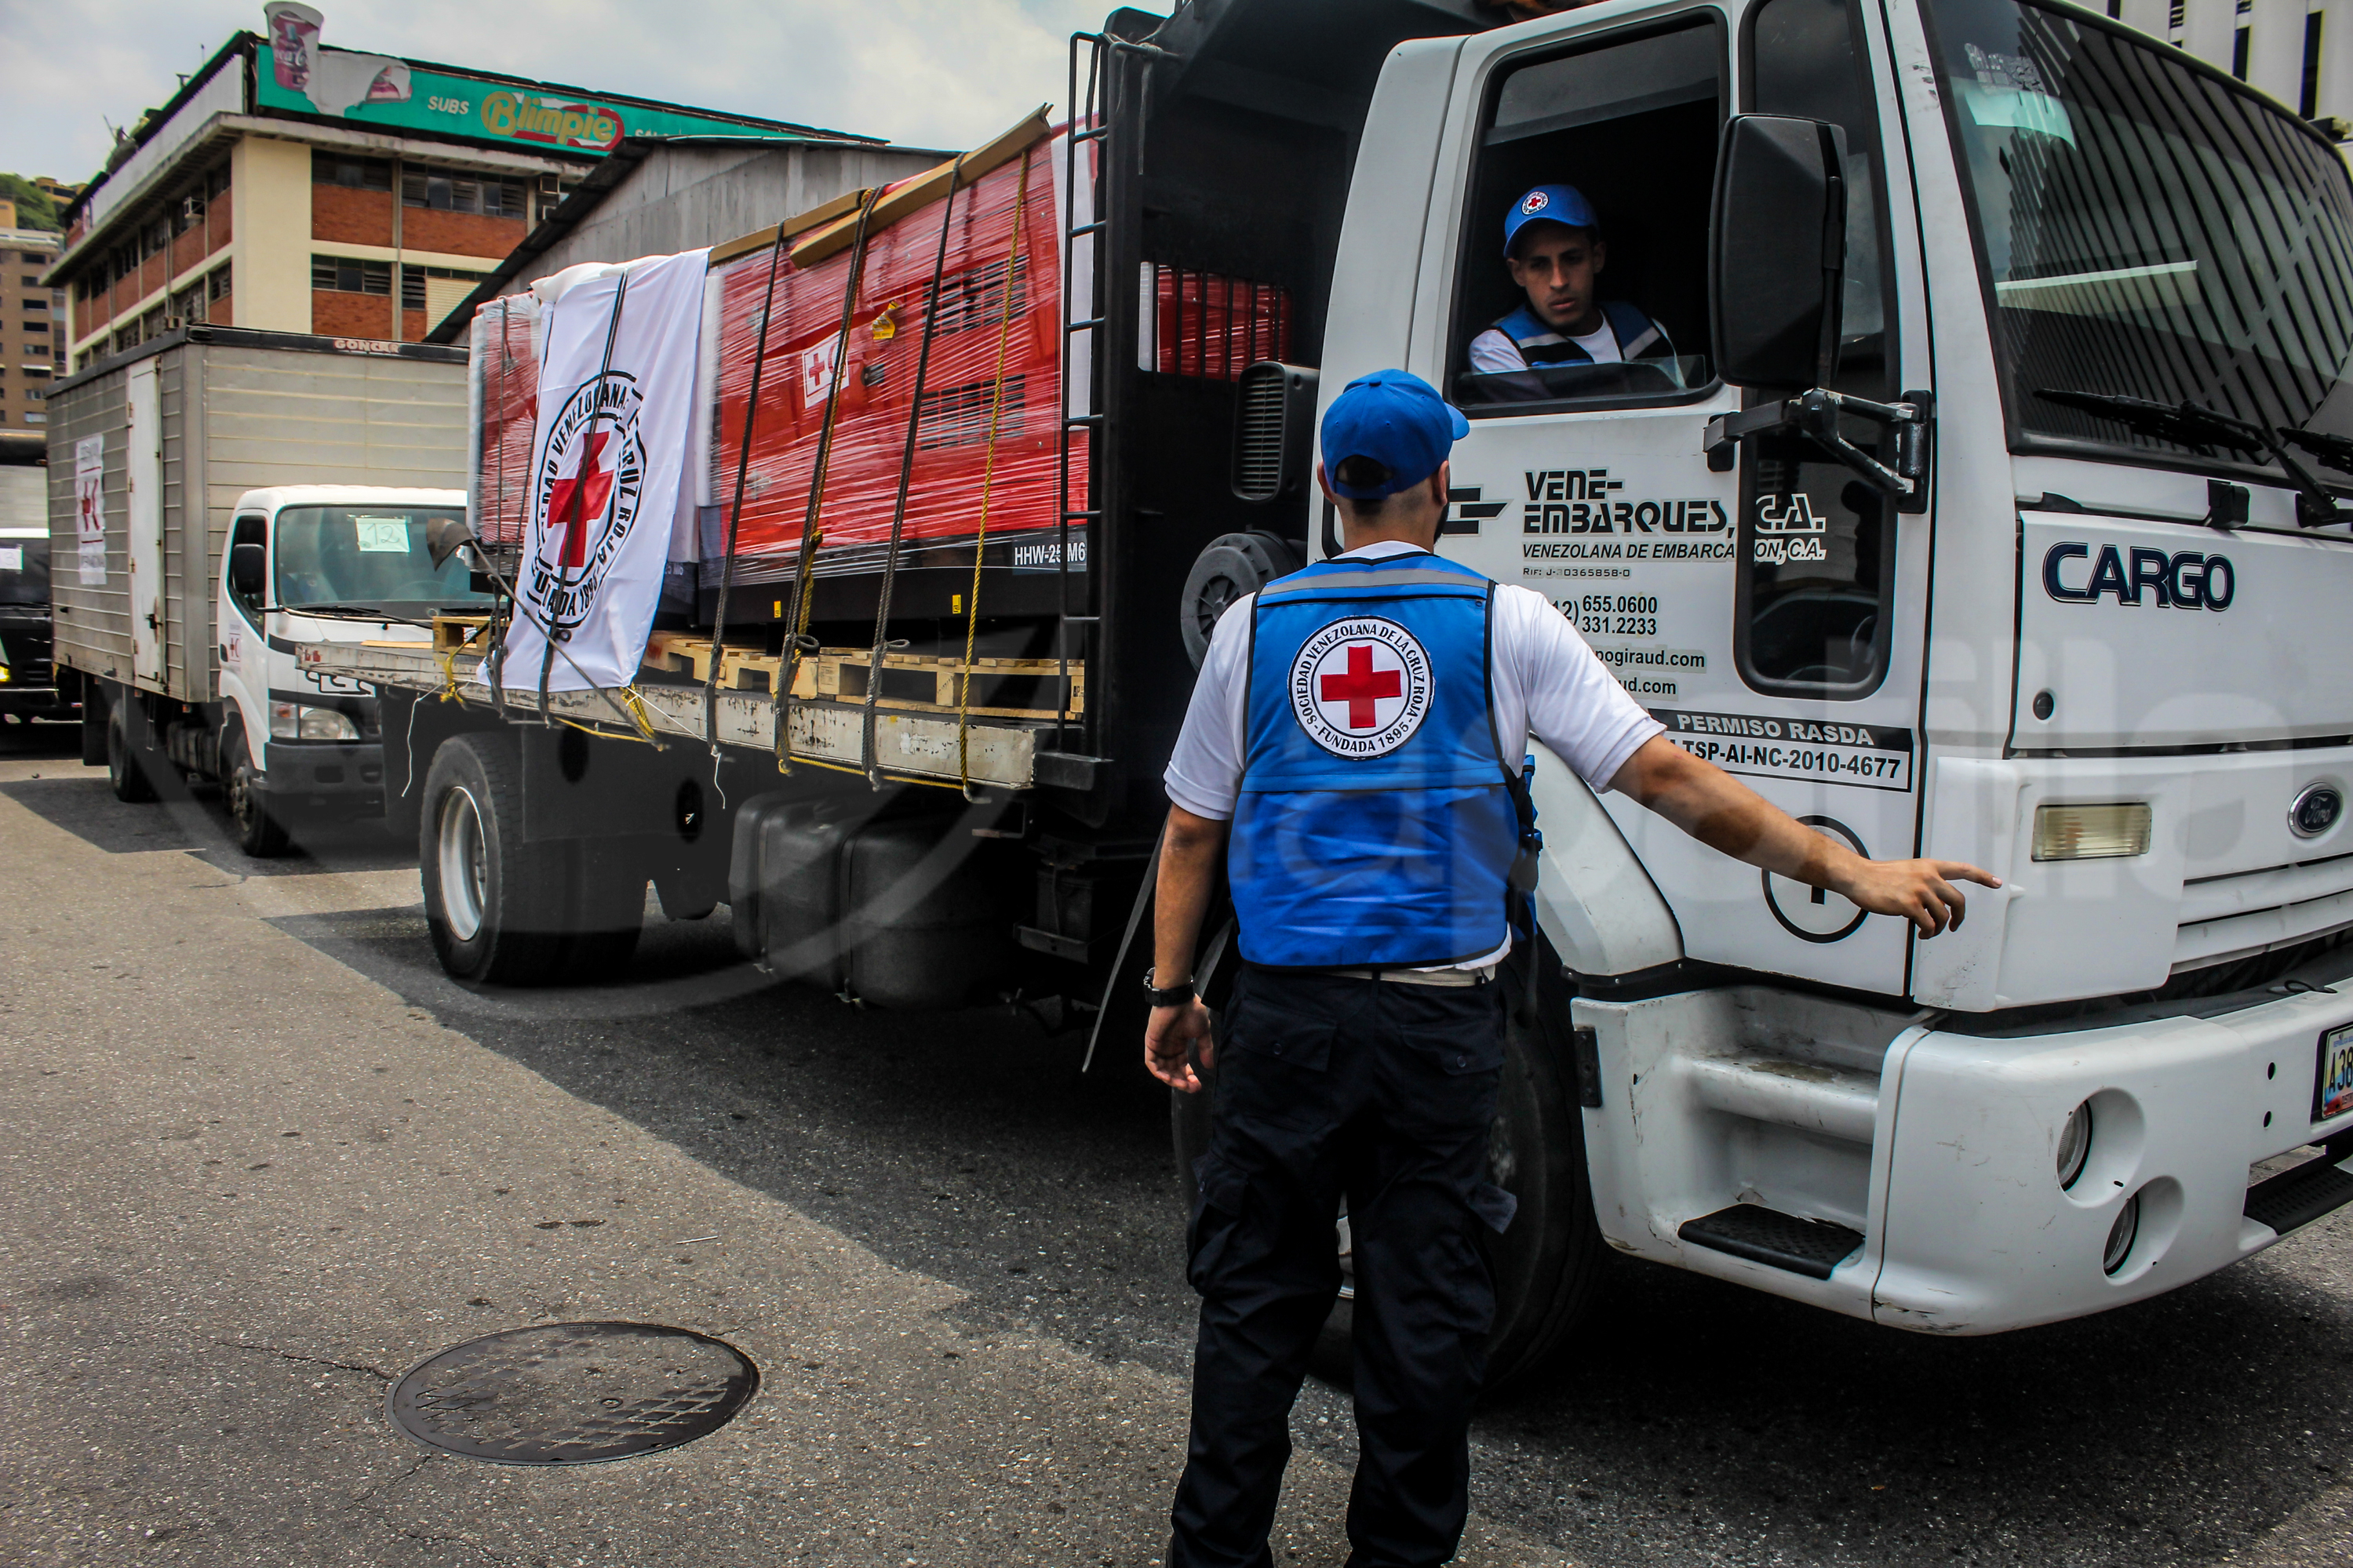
[1230,362,1319,504]
[228,540,266,599]
[425,512,479,571]
[1709,114,1848,390]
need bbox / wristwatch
[1143,967,1196,1008]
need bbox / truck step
[2244,1144,2353,1236]
[1678,1203,1864,1280]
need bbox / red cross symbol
[1320,643,1401,729]
[545,428,614,568]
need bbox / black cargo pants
[1168,965,1514,1568]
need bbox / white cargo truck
[305,0,2353,1372]
[46,326,483,854]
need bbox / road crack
[213,1337,399,1381]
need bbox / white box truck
[46,326,484,854]
[305,0,2353,1371]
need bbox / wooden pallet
[639,634,1082,719]
[432,614,495,654]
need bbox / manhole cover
[388,1321,759,1464]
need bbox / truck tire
[1169,959,1607,1389]
[420,732,567,985]
[106,701,157,804]
[224,730,291,858]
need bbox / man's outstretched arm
[1144,805,1229,1093]
[1608,735,1998,935]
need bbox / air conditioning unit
[180,195,205,221]
[162,315,187,331]
[536,173,560,196]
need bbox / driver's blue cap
[1504,183,1600,256]
[1320,369,1470,499]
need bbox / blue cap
[1503,183,1600,256]
[1320,369,1470,499]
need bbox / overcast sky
[1,0,1116,187]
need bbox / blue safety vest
[1229,551,1533,970]
[1494,300,1674,366]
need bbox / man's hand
[1833,857,2000,937]
[1610,735,1999,937]
[1146,999,1216,1093]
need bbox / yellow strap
[958,146,1035,798]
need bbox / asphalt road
[2,716,2350,1567]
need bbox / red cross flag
[503,249,710,691]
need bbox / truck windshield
[0,534,47,606]
[1929,0,2353,474]
[273,506,488,611]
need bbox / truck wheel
[223,731,291,858]
[420,733,565,985]
[106,702,157,804]
[1168,962,1606,1389]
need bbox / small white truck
[46,327,484,854]
[303,0,2353,1372]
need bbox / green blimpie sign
[253,44,821,155]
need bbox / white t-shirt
[1466,315,1621,373]
[1162,539,1666,969]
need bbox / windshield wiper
[2281,427,2353,476]
[281,602,433,627]
[2034,388,2348,529]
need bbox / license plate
[2315,1022,2353,1123]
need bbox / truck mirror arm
[1703,387,1933,511]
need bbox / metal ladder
[1054,28,1173,756]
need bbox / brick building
[47,10,879,369]
[0,218,64,428]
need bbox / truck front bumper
[259,740,386,811]
[0,685,77,719]
[1576,951,2353,1335]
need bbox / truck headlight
[0,664,11,683]
[271,700,359,741]
[2031,802,2151,861]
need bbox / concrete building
[2114,0,2353,125]
[0,223,65,429]
[423,136,947,342]
[46,10,883,369]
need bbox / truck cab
[206,486,479,852]
[0,436,71,726]
[1309,0,2353,1332]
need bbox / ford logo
[2290,782,2344,839]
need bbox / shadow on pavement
[0,773,412,875]
[257,879,2353,1568]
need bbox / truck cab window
[228,515,266,628]
[1736,0,1903,694]
[1452,19,1724,412]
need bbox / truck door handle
[145,613,159,629]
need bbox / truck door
[1404,0,1932,994]
[124,358,166,691]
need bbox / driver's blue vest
[1229,551,1522,969]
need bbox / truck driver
[1466,183,1680,385]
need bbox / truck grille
[2173,849,2353,972]
[1233,364,1288,502]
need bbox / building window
[399,264,489,312]
[143,220,170,258]
[311,255,392,295]
[2304,13,2326,118]
[313,152,392,191]
[23,297,46,311]
[209,264,232,301]
[402,167,529,218]
[206,162,231,202]
[24,411,45,424]
[25,344,49,358]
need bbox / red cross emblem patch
[1289,616,1432,759]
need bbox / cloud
[0,0,1113,186]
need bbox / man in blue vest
[1145,370,1996,1568]
[1465,184,1680,387]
